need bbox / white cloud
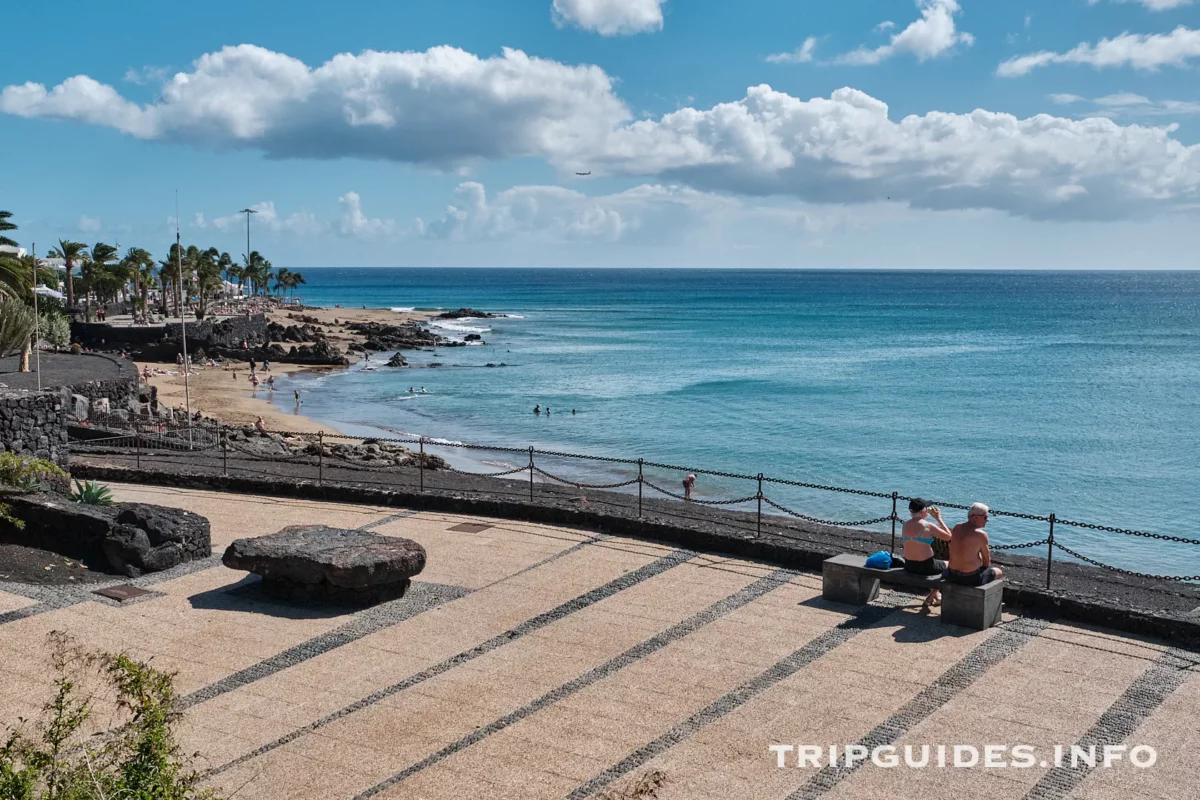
[875,21,896,33]
[767,38,818,64]
[998,26,1200,76]
[1088,0,1195,10]
[123,65,171,85]
[551,0,666,35]
[837,0,974,65]
[77,215,101,233]
[579,86,1200,221]
[5,44,1200,223]
[1049,93,1086,104]
[338,191,395,237]
[1052,91,1200,119]
[208,201,325,238]
[420,182,829,245]
[0,44,630,169]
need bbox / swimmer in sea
[572,409,576,414]
[534,405,541,414]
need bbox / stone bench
[821,554,1003,630]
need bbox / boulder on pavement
[222,525,426,606]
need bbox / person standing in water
[682,474,696,500]
[534,405,541,414]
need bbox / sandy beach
[139,305,438,434]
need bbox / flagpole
[175,192,192,445]
[31,243,42,390]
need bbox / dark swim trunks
[903,557,946,576]
[944,567,1000,587]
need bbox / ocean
[274,268,1200,577]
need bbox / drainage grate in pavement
[92,584,153,603]
[448,522,493,533]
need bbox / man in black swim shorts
[946,503,1004,586]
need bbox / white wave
[428,319,491,334]
[390,306,415,313]
[504,314,526,319]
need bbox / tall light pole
[176,192,192,439]
[239,208,257,296]
[31,243,41,390]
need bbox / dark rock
[464,333,482,342]
[222,525,426,606]
[428,362,443,368]
[0,492,211,576]
[435,308,503,320]
[386,353,408,367]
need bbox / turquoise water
[275,268,1200,576]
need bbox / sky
[2,0,1199,269]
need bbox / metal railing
[67,418,1200,588]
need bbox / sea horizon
[270,267,1200,577]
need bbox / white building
[0,245,28,258]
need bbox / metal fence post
[890,492,898,553]
[220,424,227,476]
[637,458,643,518]
[528,447,535,502]
[1046,513,1055,589]
[318,431,324,486]
[756,473,764,537]
[135,421,142,469]
[419,437,425,492]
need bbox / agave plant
[71,479,114,506]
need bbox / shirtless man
[946,503,1004,586]
[901,499,953,606]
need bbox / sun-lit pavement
[1,484,1197,800]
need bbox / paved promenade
[1,485,1196,799]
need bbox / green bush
[70,480,113,507]
[0,453,67,493]
[37,310,69,351]
[0,632,222,800]
[0,297,37,358]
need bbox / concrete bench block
[941,580,1004,631]
[822,555,881,605]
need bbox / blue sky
[2,0,1199,268]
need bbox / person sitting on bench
[945,503,1004,586]
[902,498,953,607]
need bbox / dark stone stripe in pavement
[179,580,471,710]
[353,568,797,798]
[787,616,1050,800]
[205,547,696,778]
[565,594,911,800]
[1022,647,1196,800]
[358,510,420,530]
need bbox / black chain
[532,467,640,490]
[760,496,895,528]
[1052,542,1200,582]
[991,538,1049,551]
[641,480,759,506]
[1056,518,1200,547]
[446,464,531,478]
[768,477,894,499]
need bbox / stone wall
[165,314,269,349]
[64,354,140,413]
[0,389,69,467]
[71,321,165,348]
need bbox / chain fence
[64,417,1200,588]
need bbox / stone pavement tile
[394,581,841,798]
[822,630,1153,799]
[633,606,990,800]
[206,558,757,798]
[371,516,585,590]
[0,590,34,613]
[207,748,369,800]
[180,540,658,762]
[1071,667,1200,800]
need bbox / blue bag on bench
[864,551,892,570]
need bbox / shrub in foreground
[0,632,221,800]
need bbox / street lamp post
[239,208,257,296]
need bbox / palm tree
[83,242,118,321]
[195,247,223,319]
[121,247,155,317]
[273,267,292,298]
[158,245,181,317]
[0,210,18,249]
[48,239,88,312]
[242,251,274,296]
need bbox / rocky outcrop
[285,340,349,366]
[435,308,503,319]
[0,492,211,577]
[222,525,426,605]
[266,321,321,343]
[345,321,439,352]
[386,353,408,367]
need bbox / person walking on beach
[682,474,696,501]
[901,499,953,608]
[255,416,265,433]
[267,375,276,390]
[294,389,301,405]
[263,360,270,372]
[945,503,1004,586]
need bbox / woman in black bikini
[901,498,953,607]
